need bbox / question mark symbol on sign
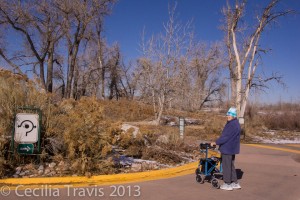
[17,120,37,136]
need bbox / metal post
[37,108,42,154]
[205,145,208,175]
[239,117,246,140]
[10,113,16,155]
[179,117,185,139]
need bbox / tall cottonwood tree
[136,4,225,124]
[223,0,293,117]
[93,15,106,99]
[137,4,194,125]
[190,42,225,110]
[0,0,60,90]
[36,1,64,93]
[67,41,133,100]
[107,44,122,100]
[54,0,114,98]
[0,0,114,97]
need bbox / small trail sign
[14,113,39,143]
[11,107,42,155]
[17,144,34,154]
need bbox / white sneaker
[231,182,241,190]
[220,183,233,191]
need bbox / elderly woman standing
[211,107,241,191]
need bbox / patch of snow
[257,111,267,115]
[169,121,176,126]
[133,159,171,168]
[185,118,202,125]
[114,155,134,166]
[264,130,276,135]
[254,136,300,144]
[133,159,157,164]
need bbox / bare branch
[0,48,22,73]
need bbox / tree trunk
[236,72,242,117]
[73,64,79,99]
[152,89,157,119]
[46,42,54,93]
[65,43,80,98]
[81,75,87,97]
[101,66,105,99]
[97,38,105,99]
[65,54,72,98]
[39,62,47,90]
[240,85,250,118]
[230,72,237,106]
[198,79,206,110]
[108,70,116,100]
[155,94,165,126]
[61,82,65,98]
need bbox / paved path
[2,144,300,200]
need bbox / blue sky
[104,0,300,103]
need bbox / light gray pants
[222,154,238,184]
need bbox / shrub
[0,137,7,177]
[262,112,300,131]
[245,103,300,131]
[0,69,122,176]
[0,69,52,176]
[47,97,118,174]
[99,100,154,122]
[0,70,49,137]
[142,147,182,165]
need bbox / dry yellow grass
[3,68,298,178]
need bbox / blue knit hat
[226,107,237,118]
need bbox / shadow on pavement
[236,169,244,180]
[291,154,300,163]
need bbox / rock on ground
[121,124,140,138]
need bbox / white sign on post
[179,117,185,139]
[14,113,39,143]
[238,117,245,125]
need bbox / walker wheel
[211,178,220,189]
[196,174,205,184]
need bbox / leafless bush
[262,112,300,131]
[0,69,52,176]
[142,147,182,165]
[261,103,300,112]
[0,69,146,176]
[244,102,300,131]
[100,100,154,122]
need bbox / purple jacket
[216,118,241,155]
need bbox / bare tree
[35,0,64,93]
[70,41,131,100]
[107,44,123,100]
[53,0,114,98]
[222,0,294,117]
[0,0,49,89]
[136,4,226,123]
[136,4,194,124]
[93,15,106,99]
[0,0,64,92]
[189,42,225,109]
